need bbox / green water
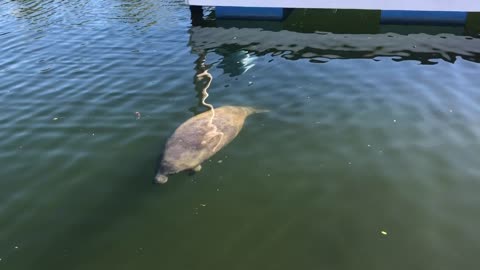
[1,1,480,269]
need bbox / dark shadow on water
[189,52,209,115]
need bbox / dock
[186,0,480,24]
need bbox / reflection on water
[191,8,480,65]
[190,9,480,65]
[190,27,480,64]
[216,50,258,76]
[1,1,480,270]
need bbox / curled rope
[196,69,224,152]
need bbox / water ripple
[191,27,480,63]
[1,1,480,269]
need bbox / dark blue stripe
[381,10,467,25]
[216,7,285,20]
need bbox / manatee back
[160,106,250,174]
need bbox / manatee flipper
[193,164,202,172]
[187,165,202,175]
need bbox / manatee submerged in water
[155,105,265,184]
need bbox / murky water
[1,1,480,269]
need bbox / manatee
[155,105,266,184]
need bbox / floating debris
[217,160,223,164]
[393,119,397,123]
[248,81,253,86]
[381,230,388,236]
[53,117,58,121]
[135,111,141,119]
[200,204,207,207]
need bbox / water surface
[1,1,480,269]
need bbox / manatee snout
[155,173,168,184]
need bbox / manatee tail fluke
[253,108,270,114]
[244,107,270,115]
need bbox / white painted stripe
[186,0,480,12]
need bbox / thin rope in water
[197,70,214,114]
[196,69,224,152]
